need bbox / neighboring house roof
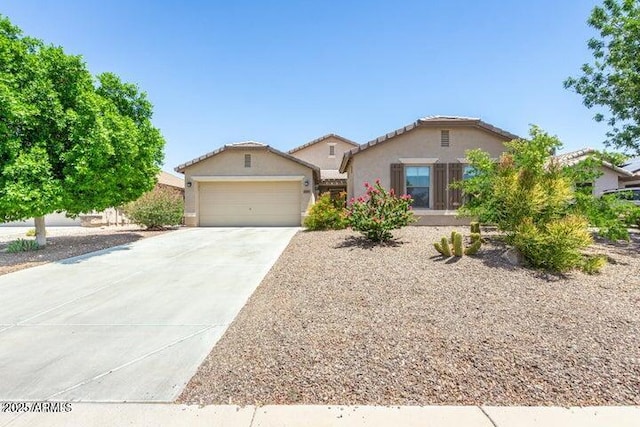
[554,147,634,177]
[157,171,184,189]
[288,133,359,154]
[320,169,347,181]
[339,116,520,173]
[174,141,320,176]
[622,157,640,174]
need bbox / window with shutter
[390,163,404,196]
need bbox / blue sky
[2,0,611,172]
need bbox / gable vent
[441,130,450,147]
[244,154,251,168]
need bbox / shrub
[512,215,596,273]
[304,192,348,230]
[6,238,40,253]
[122,187,184,230]
[581,255,608,275]
[346,180,415,242]
[454,126,609,272]
[454,127,573,231]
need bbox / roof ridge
[288,133,358,154]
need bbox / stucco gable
[288,134,358,154]
[339,116,520,173]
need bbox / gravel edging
[178,227,640,406]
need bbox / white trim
[399,158,439,164]
[191,175,305,182]
[457,158,468,163]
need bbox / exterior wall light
[186,182,192,188]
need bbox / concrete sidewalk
[1,404,638,426]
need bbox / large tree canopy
[0,15,165,243]
[565,0,640,154]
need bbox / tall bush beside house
[346,180,415,242]
[122,187,183,230]
[304,192,348,230]
[454,126,605,273]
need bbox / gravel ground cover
[0,225,170,276]
[179,226,640,406]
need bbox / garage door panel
[198,181,301,226]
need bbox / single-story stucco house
[288,134,358,195]
[339,116,520,224]
[176,116,521,227]
[175,142,319,227]
[554,148,636,196]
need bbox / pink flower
[364,182,370,188]
[389,188,395,196]
[375,178,381,185]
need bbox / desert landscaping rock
[178,227,640,406]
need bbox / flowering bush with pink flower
[346,180,415,242]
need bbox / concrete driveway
[0,227,298,402]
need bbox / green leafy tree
[0,15,164,245]
[565,0,640,154]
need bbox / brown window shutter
[448,163,463,209]
[390,164,404,195]
[433,163,447,210]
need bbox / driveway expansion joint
[479,406,499,427]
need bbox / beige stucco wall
[181,148,316,226]
[347,126,509,203]
[290,136,357,170]
[594,168,621,195]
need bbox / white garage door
[199,181,301,226]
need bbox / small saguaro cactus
[464,238,482,255]
[452,231,464,257]
[434,236,452,257]
[434,229,483,257]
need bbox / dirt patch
[178,227,640,406]
[0,226,172,276]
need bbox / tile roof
[339,116,520,173]
[554,148,633,176]
[288,134,358,154]
[622,157,640,174]
[320,169,347,180]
